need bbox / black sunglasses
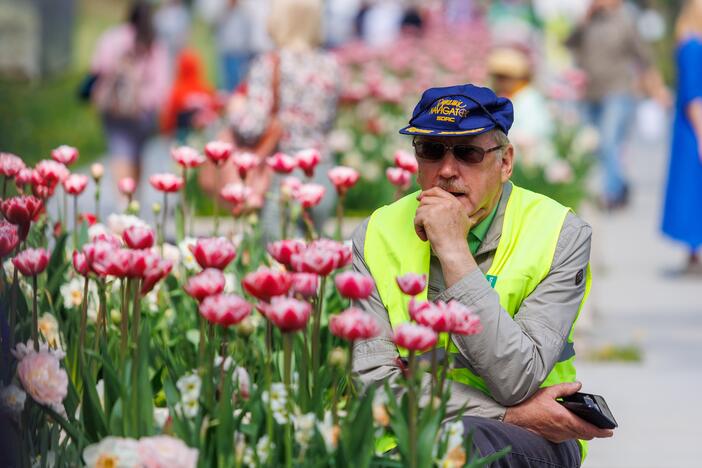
[412,139,504,164]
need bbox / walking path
[577,128,701,467]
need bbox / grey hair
[491,129,510,147]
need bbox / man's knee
[462,416,581,468]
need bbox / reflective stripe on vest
[364,184,592,459]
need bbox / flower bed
[0,148,506,467]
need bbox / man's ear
[500,144,514,182]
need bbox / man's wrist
[437,243,477,288]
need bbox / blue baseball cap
[399,84,514,137]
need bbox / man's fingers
[565,412,614,440]
[418,186,454,200]
[546,381,582,398]
[414,212,427,241]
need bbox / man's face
[415,131,514,219]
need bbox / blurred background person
[90,0,169,199]
[198,0,253,92]
[488,45,554,146]
[154,0,191,72]
[566,0,668,211]
[661,0,702,275]
[227,0,341,240]
[161,48,218,144]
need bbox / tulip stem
[198,315,206,365]
[9,267,18,348]
[335,191,345,241]
[62,188,67,230]
[311,275,326,393]
[94,179,101,221]
[181,167,188,241]
[437,333,451,397]
[430,344,438,398]
[218,327,228,399]
[213,170,220,236]
[73,195,78,250]
[408,350,417,468]
[120,279,130,362]
[79,276,89,363]
[264,323,274,445]
[283,332,293,468]
[346,340,357,399]
[131,279,142,361]
[31,275,38,351]
[161,192,168,254]
[301,208,317,241]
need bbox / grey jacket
[350,183,592,421]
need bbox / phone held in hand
[558,392,618,429]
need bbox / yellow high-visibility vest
[365,184,591,458]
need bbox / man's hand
[414,187,484,255]
[414,187,485,287]
[504,381,614,444]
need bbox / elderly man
[351,84,613,467]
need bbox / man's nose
[437,152,460,178]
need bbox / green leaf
[80,363,108,441]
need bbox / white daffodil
[176,373,202,400]
[0,384,26,415]
[82,436,141,468]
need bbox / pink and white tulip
[12,248,50,276]
[189,237,236,270]
[242,267,292,301]
[330,307,380,341]
[123,225,155,250]
[334,271,374,300]
[172,146,205,168]
[199,294,251,327]
[204,140,233,165]
[328,166,360,193]
[184,268,225,302]
[393,322,437,351]
[386,167,412,189]
[294,148,321,177]
[265,296,312,332]
[149,173,184,193]
[267,152,297,173]
[394,150,418,173]
[294,183,326,208]
[63,174,89,195]
[290,272,319,298]
[267,239,306,268]
[396,273,426,296]
[118,177,137,196]
[0,221,19,258]
[50,145,79,166]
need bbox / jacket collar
[475,181,512,256]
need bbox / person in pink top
[90,1,170,197]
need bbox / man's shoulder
[350,217,371,253]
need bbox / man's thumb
[548,381,582,398]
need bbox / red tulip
[35,160,69,187]
[231,152,258,179]
[267,239,305,268]
[0,152,25,177]
[330,307,380,341]
[386,167,411,189]
[118,177,137,196]
[0,221,19,258]
[311,239,352,269]
[184,268,225,302]
[290,272,319,298]
[242,267,292,301]
[149,173,184,193]
[12,248,50,276]
[32,183,56,200]
[290,244,337,276]
[334,271,374,300]
[294,148,321,177]
[103,249,132,278]
[204,140,233,165]
[189,237,236,270]
[172,146,205,168]
[78,212,97,226]
[14,168,34,186]
[396,273,426,296]
[1,196,43,240]
[294,184,325,208]
[83,241,117,276]
[409,299,452,333]
[265,296,312,332]
[199,294,251,327]
[63,174,89,195]
[220,183,251,206]
[51,145,79,166]
[328,166,360,193]
[72,250,89,276]
[446,301,482,336]
[123,225,155,250]
[267,152,296,173]
[393,322,437,351]
[140,258,173,295]
[394,150,418,174]
[127,249,160,278]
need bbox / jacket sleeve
[351,219,507,420]
[438,213,592,406]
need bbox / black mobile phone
[558,392,618,429]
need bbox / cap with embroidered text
[399,84,514,137]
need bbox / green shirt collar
[468,199,499,255]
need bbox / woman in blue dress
[662,0,702,273]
